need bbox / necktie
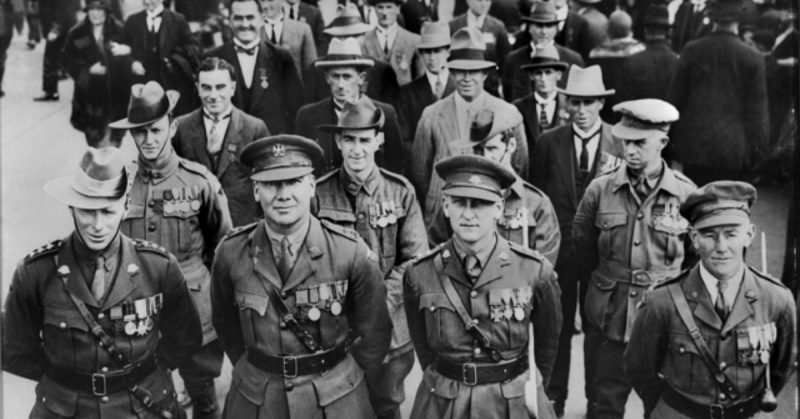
[92,256,106,302]
[715,280,730,321]
[382,34,390,56]
[634,175,651,200]
[270,24,278,44]
[236,44,256,55]
[538,103,549,131]
[464,254,481,281]
[289,6,295,20]
[434,76,443,99]
[206,115,225,154]
[147,13,161,33]
[277,237,293,280]
[579,137,591,171]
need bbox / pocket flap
[232,358,270,405]
[591,275,617,291]
[422,366,459,399]
[44,306,90,332]
[669,332,701,356]
[595,213,627,229]
[500,370,529,399]
[38,377,79,417]
[236,291,269,316]
[317,208,357,224]
[124,203,145,220]
[418,293,455,313]
[313,355,364,406]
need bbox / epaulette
[597,164,622,178]
[320,219,359,242]
[673,170,696,187]
[24,240,62,263]
[520,179,547,197]
[131,239,169,255]
[653,268,690,288]
[223,222,259,241]
[412,242,447,265]
[179,158,214,179]
[748,266,787,288]
[379,168,415,190]
[316,169,339,184]
[508,240,544,261]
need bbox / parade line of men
[2,0,798,418]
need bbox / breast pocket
[234,290,269,347]
[162,203,202,258]
[43,306,90,367]
[665,331,715,394]
[651,219,687,266]
[595,212,628,260]
[584,276,618,331]
[488,288,531,351]
[418,293,462,350]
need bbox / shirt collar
[137,147,180,184]
[377,23,398,36]
[341,164,380,196]
[467,10,486,27]
[534,91,557,104]
[699,261,744,303]
[203,106,233,121]
[506,174,525,199]
[625,160,664,189]
[573,119,602,138]
[234,37,260,51]
[146,5,164,18]
[453,232,497,269]
[264,216,311,255]
[531,40,555,51]
[265,15,284,25]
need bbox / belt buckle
[91,373,107,396]
[709,404,724,419]
[462,363,478,386]
[283,356,298,378]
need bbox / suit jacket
[555,9,593,61]
[616,40,678,104]
[303,59,400,106]
[261,18,317,75]
[173,107,270,227]
[396,73,456,162]
[503,44,584,102]
[667,31,769,172]
[295,2,326,58]
[206,41,303,134]
[363,26,424,86]
[513,93,569,153]
[410,93,529,224]
[294,97,405,176]
[400,0,438,34]
[671,1,712,53]
[449,14,510,96]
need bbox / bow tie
[235,45,257,55]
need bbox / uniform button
[59,322,66,329]
[101,366,109,373]
[719,362,726,369]
[637,213,644,219]
[474,347,481,355]
[42,396,46,403]
[630,291,638,297]
[430,388,436,393]
[720,393,727,400]
[285,382,294,391]
[679,346,685,354]
[470,291,478,298]
[101,396,109,403]
[358,213,365,220]
[281,292,288,299]
[634,240,641,246]
[279,321,287,329]
[148,201,155,208]
[97,313,105,320]
[148,223,157,232]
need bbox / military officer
[2,147,202,418]
[314,96,428,419]
[110,81,233,417]
[572,98,698,419]
[625,181,797,418]
[427,109,562,266]
[404,155,562,419]
[211,135,392,418]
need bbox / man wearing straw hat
[2,147,202,418]
[625,180,797,419]
[314,96,428,419]
[572,98,697,418]
[110,80,233,418]
[411,26,528,226]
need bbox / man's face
[131,115,174,161]
[443,195,502,244]
[72,200,127,251]
[420,47,450,74]
[197,69,236,116]
[453,69,487,101]
[622,135,666,171]
[690,223,755,282]
[143,0,163,12]
[375,2,400,28]
[480,134,515,166]
[254,175,315,233]
[88,7,107,25]
[336,128,382,175]
[529,22,559,45]
[530,67,562,96]
[326,67,364,102]
[566,97,603,131]
[466,0,491,16]
[231,0,264,43]
[261,0,282,19]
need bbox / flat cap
[612,99,679,139]
[680,181,757,229]
[240,135,323,182]
[435,155,515,202]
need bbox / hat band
[128,94,170,124]
[620,115,670,132]
[319,54,369,62]
[71,168,126,199]
[253,161,313,173]
[691,201,750,224]
[419,35,451,47]
[442,181,501,196]
[328,16,366,28]
[449,49,487,62]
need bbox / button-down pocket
[665,331,714,394]
[584,276,618,331]
[312,355,364,407]
[651,221,686,266]
[595,213,628,260]
[43,306,90,367]
[33,376,79,417]
[235,290,269,347]
[418,293,461,349]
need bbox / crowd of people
[1,0,798,418]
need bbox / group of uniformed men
[2,0,798,418]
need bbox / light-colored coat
[261,18,317,75]
[363,26,424,86]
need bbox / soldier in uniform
[110,81,233,417]
[625,181,797,418]
[404,154,562,419]
[314,96,428,419]
[211,135,392,418]
[2,147,202,418]
[427,109,562,266]
[573,99,698,419]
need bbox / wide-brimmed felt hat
[109,81,180,129]
[435,155,516,202]
[324,4,373,37]
[708,0,746,22]
[315,37,375,69]
[644,4,671,28]
[318,96,385,132]
[557,65,615,97]
[612,99,678,139]
[417,21,451,50]
[680,181,757,230]
[447,27,496,71]
[240,135,324,182]
[45,147,133,210]
[521,45,568,72]
[522,2,563,24]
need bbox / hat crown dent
[559,65,615,97]
[418,22,451,49]
[111,81,179,128]
[450,27,486,52]
[337,97,385,130]
[46,147,130,209]
[327,37,364,56]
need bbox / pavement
[1,18,796,419]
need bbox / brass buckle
[462,363,478,385]
[283,356,298,378]
[709,404,725,419]
[91,373,107,396]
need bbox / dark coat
[513,92,569,153]
[173,107,270,227]
[574,5,607,57]
[206,41,303,134]
[667,31,769,172]
[173,0,220,22]
[615,40,678,104]
[555,9,593,60]
[296,2,327,57]
[295,96,406,176]
[449,13,511,97]
[502,44,584,102]
[302,59,400,106]
[396,73,456,164]
[400,0,438,34]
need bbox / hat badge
[468,175,483,185]
[273,144,286,157]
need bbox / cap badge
[273,144,286,157]
[468,175,483,185]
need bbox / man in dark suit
[552,0,594,60]
[295,38,405,176]
[400,0,437,34]
[283,0,326,57]
[573,0,607,58]
[503,1,583,102]
[173,57,270,227]
[530,65,622,418]
[671,0,712,53]
[32,0,80,101]
[112,0,200,115]
[261,0,317,74]
[667,0,769,185]
[207,0,303,134]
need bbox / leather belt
[662,388,761,419]
[435,357,527,385]
[247,344,348,378]
[46,359,158,396]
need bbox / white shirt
[426,69,449,95]
[146,5,164,32]
[530,40,555,53]
[466,11,486,29]
[234,38,260,88]
[454,92,487,140]
[332,98,347,119]
[265,17,285,43]
[376,24,399,55]
[573,119,602,167]
[699,262,744,310]
[203,107,233,154]
[534,92,557,125]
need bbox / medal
[503,306,512,320]
[182,201,191,212]
[514,306,525,321]
[163,201,174,214]
[387,213,397,224]
[509,218,520,229]
[377,217,388,228]
[307,306,321,321]
[760,349,769,364]
[190,200,200,211]
[145,317,154,331]
[330,301,342,316]
[137,320,147,336]
[125,321,137,335]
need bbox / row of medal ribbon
[104,294,164,337]
[489,287,533,323]
[736,322,778,365]
[294,281,348,322]
[369,201,400,228]
[158,187,202,213]
[498,207,529,230]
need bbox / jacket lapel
[59,238,100,308]
[364,30,382,59]
[683,266,723,330]
[216,108,244,176]
[721,269,758,335]
[186,110,214,169]
[251,221,283,290]
[281,218,321,291]
[441,241,471,287]
[555,127,578,207]
[100,237,139,311]
[473,238,510,290]
[249,42,271,107]
[438,95,460,144]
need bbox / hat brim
[447,60,497,71]
[521,62,569,72]
[108,91,180,129]
[324,24,373,37]
[317,116,384,133]
[251,166,315,182]
[417,41,451,50]
[611,123,665,140]
[557,87,615,97]
[693,213,750,230]
[443,187,502,202]
[44,170,131,210]
[315,59,375,69]
[521,17,563,24]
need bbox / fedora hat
[318,96,385,132]
[109,81,179,129]
[708,0,746,22]
[447,27,496,71]
[45,147,133,210]
[644,4,670,28]
[84,0,110,10]
[522,2,563,24]
[557,65,615,97]
[324,4,372,37]
[417,21,451,50]
[315,37,375,69]
[521,45,568,72]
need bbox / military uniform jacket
[625,265,797,414]
[315,167,428,355]
[121,153,232,345]
[572,162,697,342]
[403,237,562,419]
[2,235,202,417]
[210,217,392,419]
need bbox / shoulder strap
[252,269,321,352]
[666,282,740,400]
[433,253,504,362]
